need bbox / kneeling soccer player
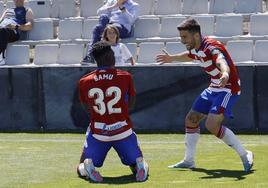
[77,41,148,183]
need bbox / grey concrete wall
[0,65,264,132]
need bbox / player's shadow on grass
[80,174,137,184]
[192,168,255,180]
[102,174,137,184]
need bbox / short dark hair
[91,41,115,67]
[177,18,201,35]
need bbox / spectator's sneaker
[136,158,149,182]
[84,159,103,183]
[168,160,195,169]
[0,57,5,65]
[81,55,94,64]
[241,150,254,172]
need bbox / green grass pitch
[0,133,267,188]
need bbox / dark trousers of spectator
[0,28,19,58]
[87,14,131,56]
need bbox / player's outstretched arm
[217,58,230,87]
[156,49,192,65]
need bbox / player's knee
[185,114,198,128]
[120,156,137,166]
[99,14,109,25]
[205,115,222,135]
[77,163,87,177]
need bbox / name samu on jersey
[79,69,135,142]
[188,37,241,95]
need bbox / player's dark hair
[91,41,115,67]
[177,18,201,35]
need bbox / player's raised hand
[156,49,172,65]
[219,72,229,87]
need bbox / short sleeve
[128,74,136,97]
[121,43,133,62]
[210,48,226,63]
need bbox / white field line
[0,138,267,145]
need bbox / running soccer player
[77,41,148,182]
[156,18,253,172]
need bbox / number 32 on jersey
[88,86,122,115]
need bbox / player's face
[106,29,117,44]
[179,30,197,50]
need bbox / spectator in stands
[102,24,135,66]
[77,41,148,182]
[81,0,139,64]
[156,18,254,172]
[0,0,33,65]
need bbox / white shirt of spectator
[111,43,132,66]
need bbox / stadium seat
[34,44,59,65]
[249,14,268,36]
[80,0,104,18]
[234,0,262,14]
[58,0,76,19]
[125,43,137,61]
[28,0,51,18]
[182,0,209,14]
[209,0,235,14]
[6,45,30,65]
[82,18,98,39]
[191,15,214,36]
[50,0,59,18]
[134,17,160,38]
[58,44,84,64]
[253,40,268,63]
[159,16,186,38]
[138,42,164,64]
[165,42,187,55]
[154,0,181,15]
[215,15,243,37]
[58,19,83,40]
[28,19,54,40]
[226,40,253,63]
[135,0,155,16]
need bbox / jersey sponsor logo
[98,121,128,131]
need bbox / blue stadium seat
[155,0,181,15]
[138,42,164,64]
[226,40,254,63]
[159,16,186,38]
[58,44,84,64]
[29,0,51,18]
[209,0,235,14]
[6,44,30,65]
[58,19,83,40]
[182,0,209,15]
[80,0,104,18]
[34,44,59,65]
[253,40,268,63]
